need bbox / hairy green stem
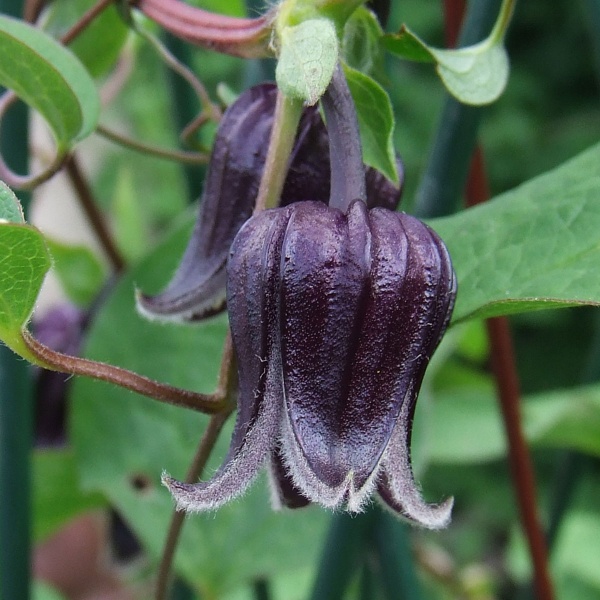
[254,91,303,212]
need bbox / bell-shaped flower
[137,83,403,323]
[164,198,456,527]
[162,65,456,529]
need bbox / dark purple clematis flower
[162,65,456,528]
[164,199,456,527]
[137,83,403,323]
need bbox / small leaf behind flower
[344,65,398,184]
[383,25,509,106]
[276,19,339,105]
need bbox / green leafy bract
[344,65,398,184]
[0,15,99,149]
[276,18,339,105]
[431,142,600,324]
[341,6,386,80]
[383,0,515,106]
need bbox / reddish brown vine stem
[21,329,227,414]
[465,150,554,600]
[443,3,554,598]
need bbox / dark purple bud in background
[164,199,457,528]
[33,304,87,447]
[137,83,403,323]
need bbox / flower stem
[254,91,304,212]
[96,125,210,165]
[488,0,516,46]
[20,329,227,413]
[321,63,366,212]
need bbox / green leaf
[0,179,25,223]
[43,0,129,78]
[382,25,434,63]
[276,18,339,105]
[0,220,51,352]
[0,15,100,149]
[508,512,600,595]
[383,25,509,106]
[384,0,516,108]
[70,214,327,595]
[33,448,106,541]
[343,65,398,184]
[429,382,600,464]
[341,6,386,80]
[430,143,600,324]
[46,238,106,307]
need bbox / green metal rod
[0,2,32,596]
[309,511,374,600]
[373,509,422,600]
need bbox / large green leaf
[431,142,600,324]
[70,215,327,596]
[0,15,99,149]
[344,65,398,184]
[33,448,106,541]
[429,382,600,464]
[0,190,51,352]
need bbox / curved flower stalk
[137,83,403,323]
[164,199,456,528]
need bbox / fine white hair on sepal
[278,407,381,512]
[378,390,453,530]
[162,376,282,513]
